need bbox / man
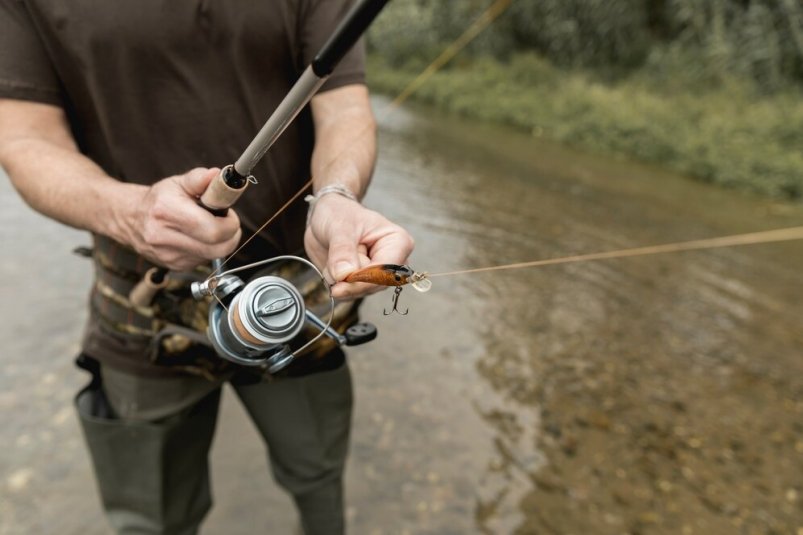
[0,1,413,534]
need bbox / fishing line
[207,178,313,280]
[208,0,513,280]
[212,291,229,313]
[427,226,803,278]
[388,0,512,108]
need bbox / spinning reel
[191,256,377,374]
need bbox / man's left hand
[304,193,415,299]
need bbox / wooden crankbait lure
[343,264,431,315]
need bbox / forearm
[0,99,143,244]
[309,85,376,198]
[0,136,142,243]
[1,100,242,271]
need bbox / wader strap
[75,352,102,390]
[91,283,160,336]
[89,234,211,337]
[74,352,116,420]
[90,234,160,334]
[92,234,155,279]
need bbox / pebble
[41,373,57,386]
[681,466,695,480]
[657,480,673,493]
[51,406,73,426]
[638,511,660,524]
[6,468,33,492]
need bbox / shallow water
[1,97,802,534]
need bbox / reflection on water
[351,97,803,534]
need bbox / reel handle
[266,321,376,374]
[303,311,376,347]
[344,323,377,346]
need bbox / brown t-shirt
[0,0,365,375]
[0,0,365,251]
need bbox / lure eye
[394,274,402,282]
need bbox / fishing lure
[343,264,431,315]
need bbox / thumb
[327,233,361,282]
[178,167,219,198]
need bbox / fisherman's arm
[0,99,240,271]
[304,84,414,299]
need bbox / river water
[1,97,802,534]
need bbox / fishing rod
[126,0,391,372]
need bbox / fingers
[328,246,381,299]
[172,167,241,243]
[302,195,417,301]
[141,224,242,270]
[133,167,242,270]
[151,230,241,270]
[326,229,363,283]
[330,280,385,300]
[170,200,241,246]
[364,225,415,266]
[176,167,219,197]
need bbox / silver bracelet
[304,183,359,225]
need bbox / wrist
[305,183,359,225]
[99,181,147,246]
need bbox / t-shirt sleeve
[298,0,366,92]
[0,0,63,105]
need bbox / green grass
[368,53,803,200]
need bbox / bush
[367,1,803,199]
[367,53,803,200]
[370,0,803,91]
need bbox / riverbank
[367,54,803,200]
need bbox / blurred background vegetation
[367,0,803,199]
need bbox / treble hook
[384,287,408,315]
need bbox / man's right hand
[0,100,240,272]
[123,167,242,271]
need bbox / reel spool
[191,256,376,373]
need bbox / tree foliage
[369,0,803,90]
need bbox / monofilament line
[427,226,803,278]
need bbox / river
[1,97,802,534]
